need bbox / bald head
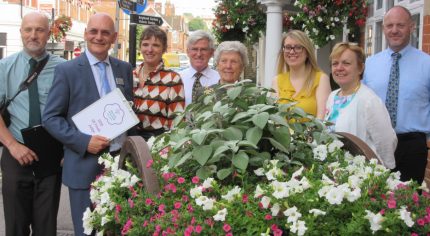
[20,12,51,58]
[84,13,117,60]
[383,6,414,52]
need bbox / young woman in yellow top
[272,30,331,119]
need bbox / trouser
[1,147,62,236]
[68,188,93,236]
[393,132,428,185]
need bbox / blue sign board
[119,0,147,15]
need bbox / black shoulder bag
[0,56,50,145]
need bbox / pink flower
[177,177,185,184]
[192,176,200,184]
[379,209,385,215]
[143,220,149,227]
[271,224,279,231]
[273,228,283,236]
[226,233,233,236]
[158,204,165,212]
[129,186,137,198]
[194,225,202,233]
[426,207,430,215]
[115,204,122,223]
[242,194,249,203]
[145,198,153,206]
[187,204,194,213]
[412,192,419,203]
[182,195,189,202]
[387,199,396,209]
[223,223,231,232]
[264,214,272,220]
[417,218,426,226]
[174,202,182,209]
[128,198,134,208]
[121,218,133,235]
[146,159,153,168]
[184,226,194,236]
[411,233,418,236]
[191,217,196,225]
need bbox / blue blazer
[42,54,133,189]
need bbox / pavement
[0,147,75,235]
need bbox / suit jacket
[42,54,133,189]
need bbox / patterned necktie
[96,61,111,96]
[385,52,401,128]
[192,72,203,102]
[28,58,41,127]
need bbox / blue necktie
[385,52,401,128]
[28,58,41,127]
[96,61,111,96]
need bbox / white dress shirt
[179,66,220,106]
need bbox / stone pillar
[258,0,284,88]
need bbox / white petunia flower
[325,186,344,205]
[190,186,203,198]
[317,16,323,22]
[254,185,265,198]
[271,203,281,216]
[292,166,304,178]
[261,196,271,209]
[346,187,361,202]
[283,206,302,223]
[254,168,265,176]
[195,196,209,206]
[271,181,289,199]
[221,186,241,202]
[365,210,384,233]
[309,209,326,216]
[398,206,414,227]
[328,140,344,152]
[313,145,328,161]
[82,207,94,235]
[202,177,215,188]
[213,208,228,221]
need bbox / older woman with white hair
[214,41,249,84]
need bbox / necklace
[339,82,361,97]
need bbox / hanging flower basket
[50,15,72,42]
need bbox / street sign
[73,47,81,57]
[130,14,163,26]
[119,0,147,15]
[119,0,136,12]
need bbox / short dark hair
[139,25,167,53]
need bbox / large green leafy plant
[163,81,329,182]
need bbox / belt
[396,132,426,141]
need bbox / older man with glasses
[179,30,220,106]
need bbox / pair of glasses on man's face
[282,45,304,53]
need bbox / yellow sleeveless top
[277,71,322,116]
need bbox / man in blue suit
[43,13,133,236]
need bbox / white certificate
[72,88,139,140]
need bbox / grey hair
[214,41,249,67]
[186,30,215,50]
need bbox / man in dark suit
[42,13,133,236]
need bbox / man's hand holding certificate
[72,88,139,140]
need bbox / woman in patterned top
[325,42,396,169]
[133,26,185,140]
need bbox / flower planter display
[85,82,430,235]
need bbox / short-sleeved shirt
[0,50,65,142]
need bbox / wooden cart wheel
[335,132,379,163]
[119,136,160,195]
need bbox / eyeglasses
[283,45,304,53]
[189,47,210,54]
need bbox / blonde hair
[330,42,365,79]
[276,30,321,96]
